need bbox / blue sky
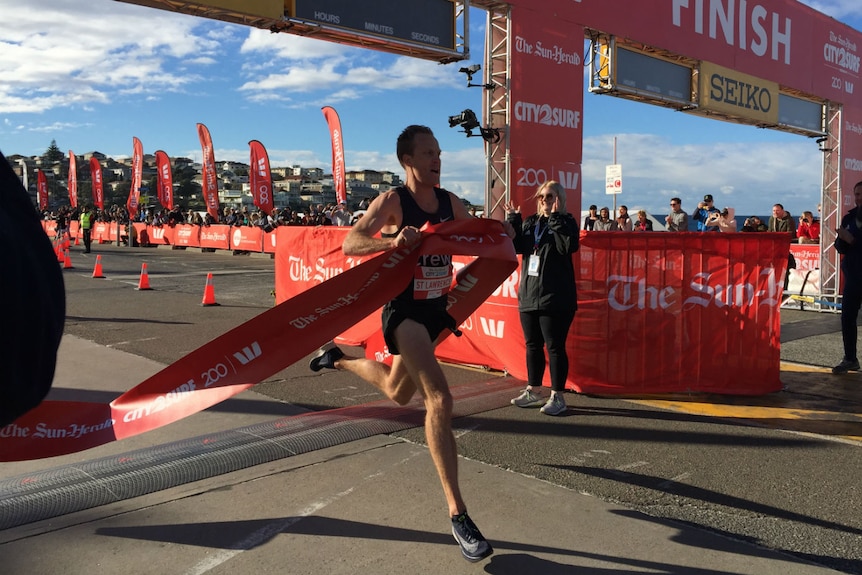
[2,0,862,218]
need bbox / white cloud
[581,133,821,216]
[0,1,216,112]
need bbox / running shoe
[451,511,493,562]
[832,358,860,374]
[540,394,567,416]
[309,343,345,372]
[510,388,544,408]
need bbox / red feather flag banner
[249,140,274,215]
[197,123,220,220]
[67,150,78,208]
[155,150,174,210]
[37,169,48,210]
[321,106,347,204]
[90,157,104,210]
[127,137,143,220]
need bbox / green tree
[43,139,64,163]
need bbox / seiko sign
[699,61,779,124]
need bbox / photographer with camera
[797,210,820,244]
[693,194,720,232]
[742,216,768,232]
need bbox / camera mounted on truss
[458,64,494,90]
[448,109,501,143]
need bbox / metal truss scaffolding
[480,3,510,219]
[820,104,843,306]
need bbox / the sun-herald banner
[155,150,174,210]
[90,157,104,210]
[249,140,274,214]
[274,227,788,395]
[197,123,220,221]
[508,6,583,217]
[37,169,48,210]
[67,150,78,208]
[127,137,143,220]
[570,232,786,394]
[321,106,347,205]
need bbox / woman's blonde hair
[534,180,567,215]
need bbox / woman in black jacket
[505,180,579,416]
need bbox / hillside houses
[8,150,402,211]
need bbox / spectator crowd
[41,198,372,234]
[582,194,821,243]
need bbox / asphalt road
[56,242,862,574]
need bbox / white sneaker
[510,388,544,408]
[540,394,567,416]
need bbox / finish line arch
[118,0,862,392]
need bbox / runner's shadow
[483,553,577,574]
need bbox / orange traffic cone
[136,262,152,290]
[62,249,74,269]
[92,255,105,278]
[201,273,219,306]
[55,240,64,262]
[74,234,80,246]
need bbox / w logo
[233,341,262,365]
[479,318,505,339]
[557,170,579,190]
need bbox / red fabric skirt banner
[1,220,516,461]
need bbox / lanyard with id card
[528,220,547,276]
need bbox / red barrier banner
[133,222,150,246]
[276,228,788,395]
[263,229,278,254]
[230,225,263,252]
[1,220,516,461]
[93,222,110,242]
[147,225,176,246]
[200,224,231,250]
[174,224,201,247]
[571,232,788,394]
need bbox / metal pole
[612,136,617,217]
